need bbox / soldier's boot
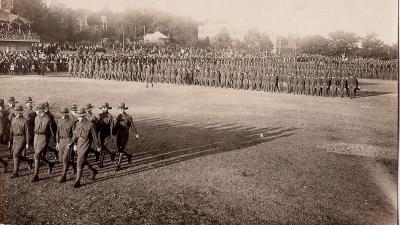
[89,148,100,162]
[74,169,82,188]
[59,174,66,183]
[0,159,7,173]
[127,153,133,164]
[99,152,105,168]
[115,153,125,172]
[86,163,98,180]
[59,161,68,183]
[43,158,55,174]
[22,157,33,171]
[10,171,19,179]
[12,157,19,177]
[31,159,40,182]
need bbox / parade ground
[0,74,398,225]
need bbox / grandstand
[0,0,39,51]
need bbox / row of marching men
[0,97,140,188]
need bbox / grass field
[0,74,398,225]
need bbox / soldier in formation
[68,55,366,98]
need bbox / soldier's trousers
[331,86,337,97]
[59,138,75,176]
[323,86,328,96]
[33,135,53,175]
[349,86,356,98]
[340,87,346,97]
[12,136,31,174]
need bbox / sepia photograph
[0,0,398,224]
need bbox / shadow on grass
[85,117,297,186]
[356,91,392,98]
[0,117,297,184]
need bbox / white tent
[143,31,169,44]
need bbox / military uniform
[68,108,100,188]
[9,105,33,177]
[31,103,56,182]
[113,103,139,171]
[57,108,76,182]
[98,103,116,168]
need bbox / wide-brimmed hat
[25,97,33,103]
[99,102,112,109]
[44,101,50,109]
[14,105,24,113]
[8,96,17,103]
[85,103,95,111]
[60,107,69,115]
[117,103,128,110]
[34,103,46,112]
[69,104,78,112]
[76,107,87,117]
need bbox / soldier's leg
[74,148,85,188]
[115,144,132,171]
[0,157,7,173]
[32,143,54,182]
[59,144,68,182]
[88,147,100,162]
[11,145,22,177]
[99,142,115,168]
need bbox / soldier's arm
[109,115,114,137]
[56,122,60,144]
[129,116,138,135]
[69,129,78,147]
[49,119,56,143]
[24,120,31,146]
[91,123,100,148]
[8,119,13,146]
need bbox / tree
[259,33,274,54]
[358,33,386,58]
[328,31,360,56]
[213,28,232,48]
[298,35,330,55]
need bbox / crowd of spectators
[0,24,39,40]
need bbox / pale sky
[58,0,398,44]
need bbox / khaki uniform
[10,116,32,174]
[57,117,75,177]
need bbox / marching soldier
[113,103,140,171]
[9,105,33,178]
[85,103,101,162]
[31,103,56,182]
[98,102,116,168]
[23,97,35,157]
[44,102,58,160]
[67,108,100,188]
[57,108,76,183]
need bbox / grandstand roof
[0,9,32,25]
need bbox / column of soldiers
[0,97,140,188]
[68,55,371,98]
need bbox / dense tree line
[11,0,397,59]
[298,31,398,59]
[12,0,199,44]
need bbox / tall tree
[213,28,232,48]
[298,35,330,55]
[328,31,360,56]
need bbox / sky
[59,0,398,44]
